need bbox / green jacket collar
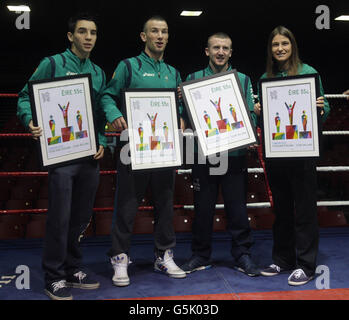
[274,63,304,77]
[140,51,165,64]
[65,48,90,65]
[205,64,233,76]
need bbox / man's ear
[205,47,209,57]
[140,32,146,43]
[67,32,73,43]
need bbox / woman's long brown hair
[266,26,302,78]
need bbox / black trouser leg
[293,161,319,276]
[43,166,73,284]
[42,161,99,284]
[266,161,319,275]
[65,161,99,276]
[221,157,253,260]
[108,162,148,257]
[266,163,297,270]
[151,170,176,254]
[191,164,219,259]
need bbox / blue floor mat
[0,228,348,300]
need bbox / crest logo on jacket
[143,73,155,77]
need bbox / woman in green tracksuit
[254,25,330,286]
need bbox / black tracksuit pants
[108,161,176,257]
[191,156,253,261]
[42,160,100,285]
[265,159,319,276]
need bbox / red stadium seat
[5,199,33,210]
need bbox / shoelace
[52,280,67,293]
[270,264,281,272]
[73,271,87,281]
[290,269,305,279]
[160,253,179,270]
[111,256,129,271]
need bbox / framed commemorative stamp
[29,74,97,168]
[180,70,257,157]
[259,74,320,159]
[122,88,182,171]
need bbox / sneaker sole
[66,282,100,290]
[44,289,73,300]
[154,267,187,278]
[261,270,291,277]
[112,279,130,287]
[168,273,187,279]
[236,267,260,277]
[260,271,280,276]
[288,276,314,286]
[184,265,212,274]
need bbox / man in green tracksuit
[101,15,186,287]
[17,13,115,300]
[180,32,261,276]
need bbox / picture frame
[180,70,257,157]
[259,74,321,159]
[122,88,182,171]
[29,74,98,168]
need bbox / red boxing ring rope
[0,205,187,215]
[0,94,18,98]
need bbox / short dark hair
[68,12,98,33]
[207,32,232,49]
[142,15,167,32]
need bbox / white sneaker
[111,253,130,287]
[154,249,186,279]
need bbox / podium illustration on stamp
[136,123,149,151]
[272,101,312,141]
[47,102,89,146]
[59,102,75,143]
[229,104,244,130]
[272,112,285,140]
[148,113,161,150]
[299,110,312,139]
[47,115,62,145]
[75,110,88,139]
[137,113,174,152]
[204,97,245,138]
[203,110,219,137]
[210,98,232,134]
[162,122,173,150]
[285,101,298,140]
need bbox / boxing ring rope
[1,131,349,139]
[0,93,348,216]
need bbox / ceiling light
[335,15,349,21]
[7,5,31,12]
[180,11,202,17]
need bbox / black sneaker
[234,254,261,277]
[44,280,73,300]
[181,255,212,274]
[261,264,290,276]
[288,269,314,286]
[66,271,100,290]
